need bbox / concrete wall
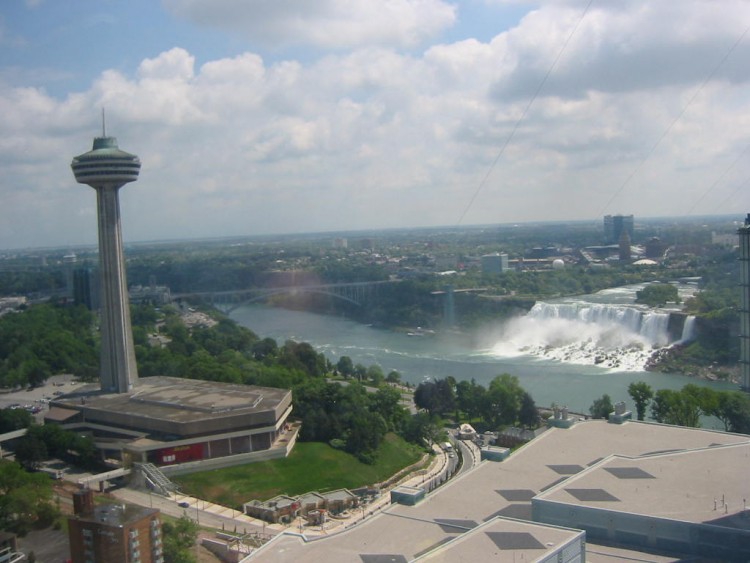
[160,429,297,476]
[533,499,750,561]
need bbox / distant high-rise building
[71,133,141,393]
[481,253,509,275]
[68,489,163,563]
[604,214,634,244]
[73,266,99,310]
[739,214,750,391]
[618,229,631,262]
[644,237,666,259]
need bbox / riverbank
[646,346,740,384]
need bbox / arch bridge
[172,280,395,313]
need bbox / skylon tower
[71,132,141,393]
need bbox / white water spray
[485,286,688,371]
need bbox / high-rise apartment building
[481,253,509,275]
[68,489,163,563]
[604,214,634,244]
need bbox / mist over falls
[486,292,696,372]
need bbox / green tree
[336,356,354,378]
[651,388,702,428]
[354,363,367,382]
[0,408,33,433]
[252,337,278,361]
[589,394,613,419]
[627,381,654,421]
[414,379,455,417]
[456,379,485,422]
[14,434,48,471]
[518,391,540,428]
[0,460,59,535]
[366,365,385,387]
[162,514,199,563]
[385,370,402,384]
[483,374,524,428]
[635,283,680,307]
[345,409,388,464]
[711,391,750,433]
[403,411,441,446]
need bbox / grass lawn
[173,433,426,508]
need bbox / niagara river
[230,283,738,419]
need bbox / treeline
[15,424,100,471]
[648,250,741,376]
[413,375,540,431]
[589,381,750,434]
[134,305,423,463]
[0,303,98,389]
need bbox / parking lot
[0,373,81,420]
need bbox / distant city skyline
[1,0,749,250]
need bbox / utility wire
[686,143,750,215]
[599,24,750,217]
[456,0,595,225]
[713,174,750,215]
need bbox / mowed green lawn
[173,433,426,508]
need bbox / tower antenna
[101,107,106,137]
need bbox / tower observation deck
[72,135,141,393]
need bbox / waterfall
[527,302,671,346]
[488,298,680,370]
[679,315,697,344]
[485,283,702,370]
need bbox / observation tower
[71,132,141,393]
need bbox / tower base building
[46,377,296,473]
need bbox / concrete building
[740,213,750,391]
[480,253,508,275]
[604,214,634,244]
[47,376,295,471]
[247,420,750,562]
[73,266,98,310]
[71,134,141,394]
[68,489,163,563]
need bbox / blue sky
[1,0,749,249]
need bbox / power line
[599,24,750,217]
[456,0,595,225]
[712,174,750,215]
[686,143,750,215]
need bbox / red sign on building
[158,443,204,465]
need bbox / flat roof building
[47,376,294,472]
[247,420,750,562]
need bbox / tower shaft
[96,185,138,392]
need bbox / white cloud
[163,0,457,49]
[1,0,749,249]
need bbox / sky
[1,0,749,250]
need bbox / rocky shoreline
[645,346,740,384]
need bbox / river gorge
[230,283,738,420]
